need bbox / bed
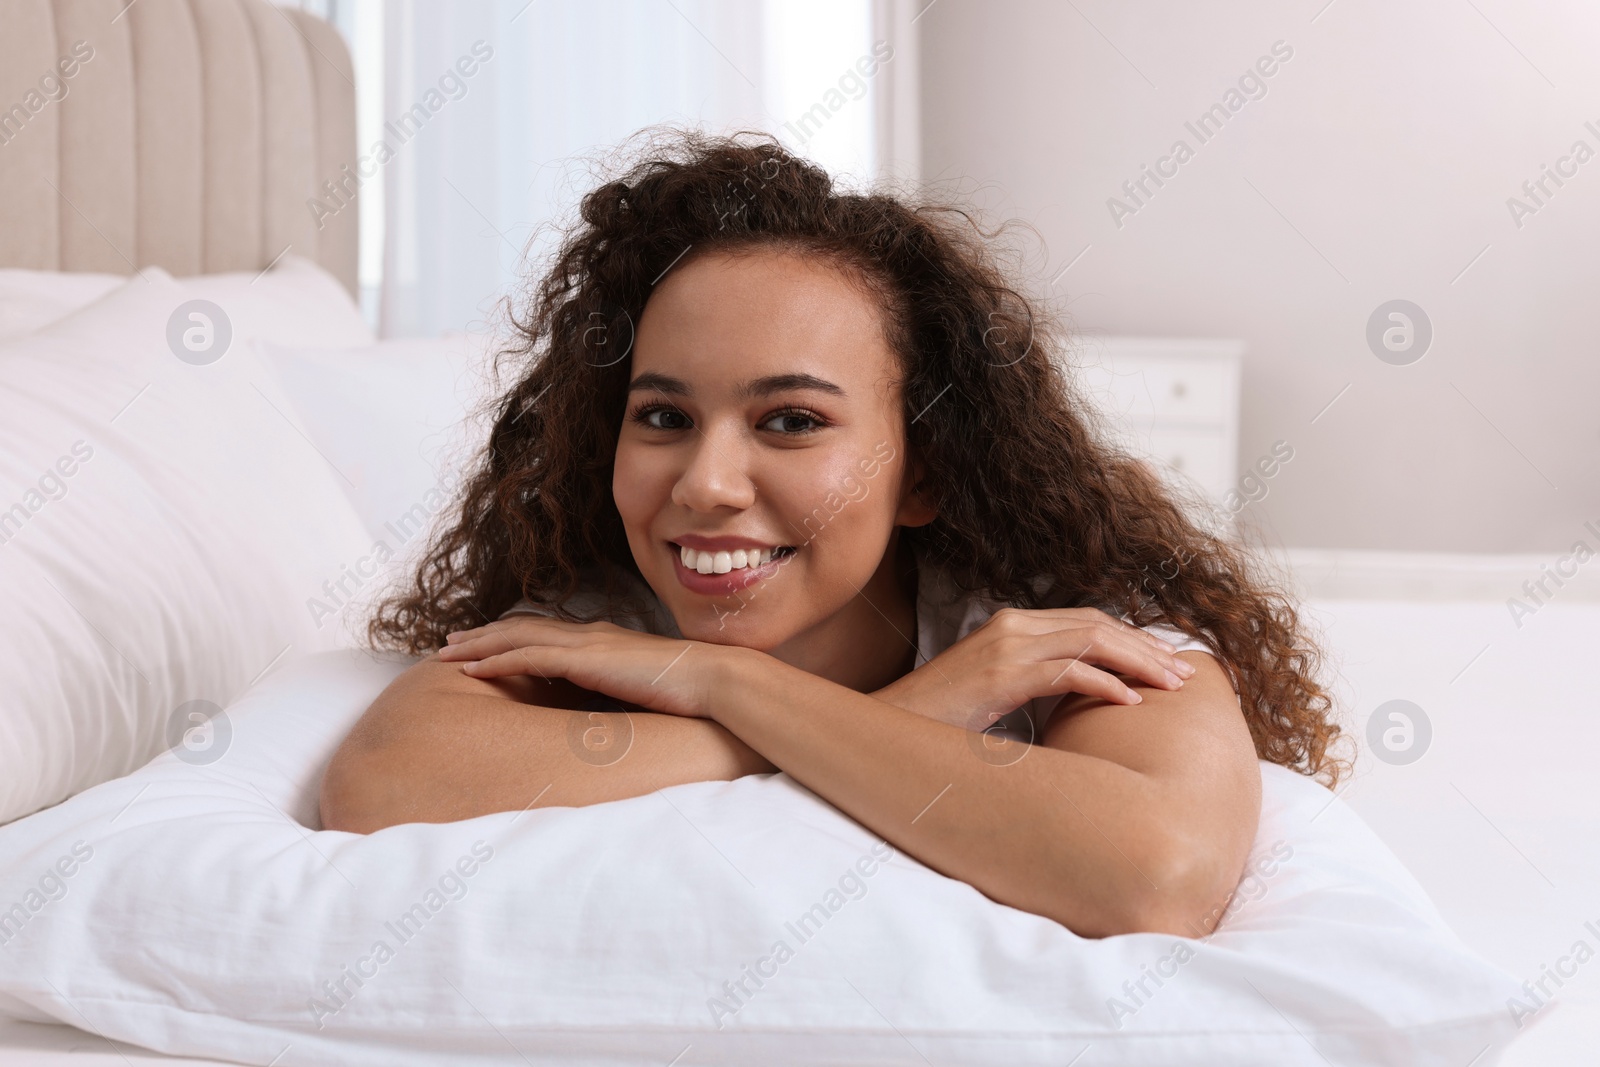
[0,1,1576,1064]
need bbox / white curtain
[353,0,920,339]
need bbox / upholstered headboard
[0,0,358,296]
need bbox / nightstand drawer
[1138,358,1236,425]
[1066,337,1243,508]
[1139,426,1233,500]
[1078,357,1237,429]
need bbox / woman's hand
[436,616,735,719]
[873,607,1199,731]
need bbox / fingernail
[1164,670,1183,687]
[1126,689,1142,704]
[1175,660,1196,677]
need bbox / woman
[321,129,1348,940]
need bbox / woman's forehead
[633,248,896,387]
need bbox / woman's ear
[896,456,938,528]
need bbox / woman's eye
[628,404,825,435]
[629,404,690,431]
[761,409,824,435]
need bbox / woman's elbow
[1103,830,1253,938]
[319,745,403,835]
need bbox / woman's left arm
[439,618,1261,938]
[705,647,1262,939]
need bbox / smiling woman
[324,127,1351,938]
[604,246,937,689]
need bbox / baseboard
[1277,547,1600,603]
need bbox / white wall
[920,0,1600,553]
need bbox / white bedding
[0,268,1575,1063]
[0,267,377,826]
[0,1016,241,1067]
[253,332,498,546]
[0,633,1528,1066]
[1304,598,1600,1067]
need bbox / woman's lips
[668,541,794,596]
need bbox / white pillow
[0,269,122,338]
[0,256,372,348]
[185,255,375,349]
[252,333,502,644]
[0,648,1528,1065]
[254,332,499,543]
[0,269,377,825]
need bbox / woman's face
[613,247,935,675]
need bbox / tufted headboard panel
[0,0,357,296]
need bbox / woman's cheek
[611,443,666,522]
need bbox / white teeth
[678,544,789,574]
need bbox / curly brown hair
[367,126,1351,788]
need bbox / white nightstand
[1063,336,1243,508]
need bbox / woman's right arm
[318,652,778,834]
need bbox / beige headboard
[0,0,358,297]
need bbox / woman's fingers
[437,636,509,660]
[1043,624,1188,694]
[1048,657,1144,705]
[443,624,505,645]
[1010,607,1177,653]
[458,647,554,679]
[998,609,1194,682]
[439,618,574,659]
[1072,607,1183,657]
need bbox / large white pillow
[251,333,502,645]
[0,256,373,348]
[0,269,377,825]
[0,648,1529,1065]
[0,269,121,338]
[254,332,499,543]
[186,255,375,349]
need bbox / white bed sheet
[1301,597,1600,1067]
[0,592,1589,1064]
[0,1016,243,1065]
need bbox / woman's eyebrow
[627,371,848,400]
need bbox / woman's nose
[670,426,756,511]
